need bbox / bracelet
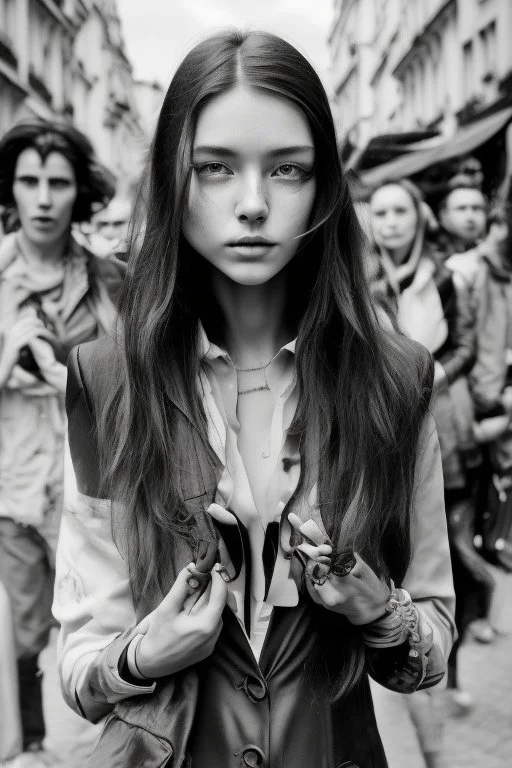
[362,582,421,657]
[126,633,151,681]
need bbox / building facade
[0,0,152,185]
[329,0,377,149]
[329,0,512,149]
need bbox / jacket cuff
[364,609,435,694]
[76,627,156,721]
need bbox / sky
[117,0,335,92]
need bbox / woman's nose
[235,175,269,223]
[382,213,397,229]
[37,181,51,208]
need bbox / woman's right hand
[0,313,46,387]
[134,563,228,679]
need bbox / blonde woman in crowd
[368,177,491,767]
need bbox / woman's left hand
[306,553,391,625]
[288,514,391,626]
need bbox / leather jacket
[54,337,455,768]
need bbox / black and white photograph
[0,1,511,767]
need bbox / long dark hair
[99,29,433,699]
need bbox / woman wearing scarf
[0,120,124,767]
[368,178,489,767]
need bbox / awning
[360,106,512,187]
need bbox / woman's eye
[195,162,230,176]
[272,163,306,179]
[50,179,72,190]
[17,176,38,188]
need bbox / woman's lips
[227,242,276,257]
[32,217,55,230]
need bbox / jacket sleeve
[469,265,508,415]
[437,269,476,384]
[366,412,456,693]
[53,345,155,723]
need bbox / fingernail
[214,563,231,582]
[187,576,200,589]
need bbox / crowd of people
[365,169,511,766]
[0,28,510,768]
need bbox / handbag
[475,473,512,572]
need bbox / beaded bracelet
[361,582,422,658]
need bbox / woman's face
[182,84,316,286]
[13,148,77,249]
[369,184,419,255]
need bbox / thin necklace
[234,350,281,395]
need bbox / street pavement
[373,571,512,768]
[5,574,512,768]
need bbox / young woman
[54,32,455,768]
[0,120,123,766]
[369,179,491,758]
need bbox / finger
[15,328,45,347]
[187,579,213,615]
[11,324,48,347]
[10,320,41,340]
[305,577,323,605]
[207,503,237,525]
[158,563,199,616]
[14,314,45,331]
[287,513,331,546]
[299,519,332,546]
[203,568,228,618]
[295,542,332,561]
[347,552,378,581]
[287,512,303,535]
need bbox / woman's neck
[385,243,412,266]
[211,270,291,368]
[18,229,69,267]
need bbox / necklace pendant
[237,384,270,396]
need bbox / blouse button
[240,745,265,766]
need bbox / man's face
[95,199,131,242]
[12,149,77,247]
[439,188,486,246]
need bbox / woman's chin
[217,264,284,287]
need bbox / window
[479,21,496,79]
[463,40,474,101]
[0,0,16,42]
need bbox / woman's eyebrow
[193,145,315,158]
[193,145,236,158]
[267,145,315,158]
